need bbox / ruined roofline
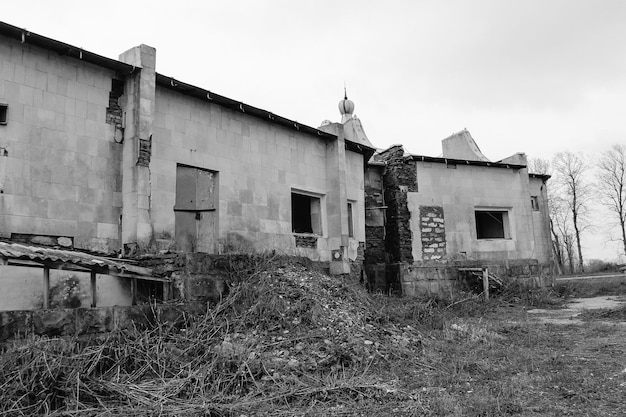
[410,154,526,170]
[0,20,137,75]
[529,173,551,181]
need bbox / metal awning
[0,241,161,280]
[0,241,170,308]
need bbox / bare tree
[597,144,626,257]
[552,152,592,273]
[549,194,572,274]
[528,157,551,175]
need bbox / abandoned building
[0,21,553,318]
[0,21,374,311]
[364,129,553,295]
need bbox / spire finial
[338,84,355,123]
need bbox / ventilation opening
[475,210,510,239]
[291,192,322,234]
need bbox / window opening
[530,196,539,211]
[347,202,354,238]
[291,192,322,234]
[0,104,7,125]
[475,210,509,239]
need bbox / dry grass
[1,266,626,416]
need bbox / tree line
[529,144,626,274]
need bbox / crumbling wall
[364,166,385,265]
[377,146,417,264]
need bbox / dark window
[530,196,539,211]
[475,210,509,239]
[291,192,321,234]
[347,202,354,237]
[0,104,7,125]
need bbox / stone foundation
[0,303,204,341]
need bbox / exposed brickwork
[295,235,317,248]
[419,206,446,261]
[137,137,152,166]
[376,146,417,264]
[364,167,386,264]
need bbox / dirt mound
[0,263,424,416]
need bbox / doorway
[174,165,218,253]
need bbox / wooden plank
[42,267,50,309]
[163,281,170,301]
[482,267,489,301]
[90,271,97,308]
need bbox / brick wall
[419,206,446,261]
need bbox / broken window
[291,192,322,234]
[475,210,510,239]
[0,103,7,125]
[530,196,539,211]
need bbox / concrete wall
[0,35,367,273]
[408,161,544,263]
[345,149,366,260]
[0,35,123,253]
[529,176,552,265]
[150,87,358,262]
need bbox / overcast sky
[3,1,625,260]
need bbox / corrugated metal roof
[0,241,154,278]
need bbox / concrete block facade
[0,35,123,253]
[0,23,372,281]
[150,86,365,262]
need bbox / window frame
[0,103,7,125]
[474,208,511,240]
[291,189,325,236]
[347,201,355,238]
[530,196,540,211]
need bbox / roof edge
[156,73,339,143]
[0,21,137,74]
[529,173,551,180]
[410,154,526,170]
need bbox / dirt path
[527,295,626,324]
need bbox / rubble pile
[0,263,425,415]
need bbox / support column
[324,125,350,275]
[118,45,157,252]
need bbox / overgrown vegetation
[1,265,625,416]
